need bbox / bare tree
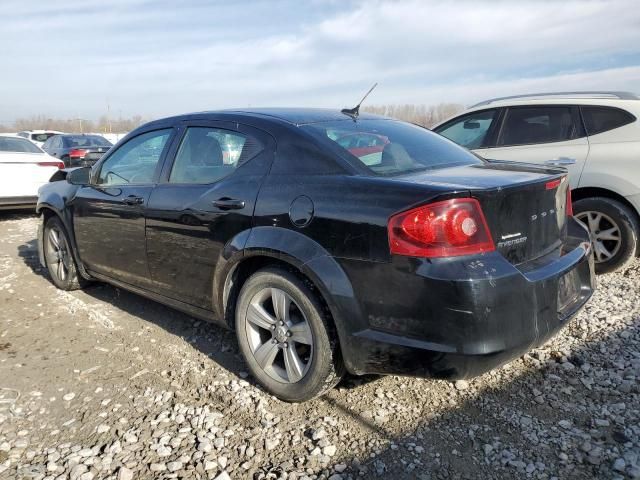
[7,114,149,133]
[363,103,464,128]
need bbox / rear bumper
[339,218,595,379]
[0,196,37,210]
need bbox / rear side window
[581,106,636,135]
[499,107,576,146]
[303,119,482,176]
[434,109,497,149]
[0,137,42,153]
[169,127,262,184]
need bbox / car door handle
[213,198,245,210]
[122,195,144,205]
[544,157,576,166]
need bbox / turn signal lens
[388,198,495,257]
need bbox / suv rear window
[30,133,58,142]
[581,106,636,135]
[303,119,482,176]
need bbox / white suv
[433,92,640,274]
[17,130,64,148]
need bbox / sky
[2,0,640,123]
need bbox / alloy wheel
[575,210,622,263]
[45,227,71,283]
[244,287,314,384]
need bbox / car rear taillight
[37,161,65,169]
[388,198,495,258]
[69,148,87,159]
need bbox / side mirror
[67,166,91,185]
[463,120,481,129]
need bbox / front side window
[169,127,262,184]
[499,106,576,146]
[435,109,497,149]
[303,119,483,176]
[0,136,42,153]
[581,106,636,136]
[97,129,171,186]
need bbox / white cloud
[0,0,638,121]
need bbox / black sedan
[42,134,112,167]
[35,108,595,402]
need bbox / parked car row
[0,132,114,210]
[36,106,595,402]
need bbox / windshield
[63,136,113,148]
[0,137,42,153]
[302,119,483,175]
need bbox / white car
[433,91,640,273]
[16,130,64,148]
[0,135,64,210]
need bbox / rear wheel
[235,267,343,402]
[43,216,86,290]
[573,197,639,274]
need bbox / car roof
[157,108,389,127]
[433,92,640,129]
[469,91,639,108]
[20,130,64,134]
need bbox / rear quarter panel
[579,120,640,198]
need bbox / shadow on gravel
[17,236,247,380]
[15,229,640,479]
[313,265,640,479]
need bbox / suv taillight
[566,186,573,217]
[388,198,495,258]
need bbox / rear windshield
[63,135,113,148]
[30,132,58,142]
[302,119,482,175]
[0,137,42,153]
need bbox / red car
[336,132,389,158]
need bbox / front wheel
[43,216,86,290]
[235,267,344,402]
[573,197,639,274]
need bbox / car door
[475,105,589,189]
[145,121,274,309]
[72,127,175,287]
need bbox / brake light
[37,161,65,169]
[69,149,87,159]
[545,179,561,190]
[388,198,495,257]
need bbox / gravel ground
[0,212,638,480]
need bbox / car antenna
[341,83,378,120]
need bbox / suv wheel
[235,267,344,402]
[573,197,639,274]
[43,216,86,290]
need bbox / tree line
[0,115,149,134]
[363,103,464,128]
[0,103,464,134]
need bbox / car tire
[235,267,344,402]
[573,197,639,274]
[43,216,86,290]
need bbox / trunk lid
[393,161,570,264]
